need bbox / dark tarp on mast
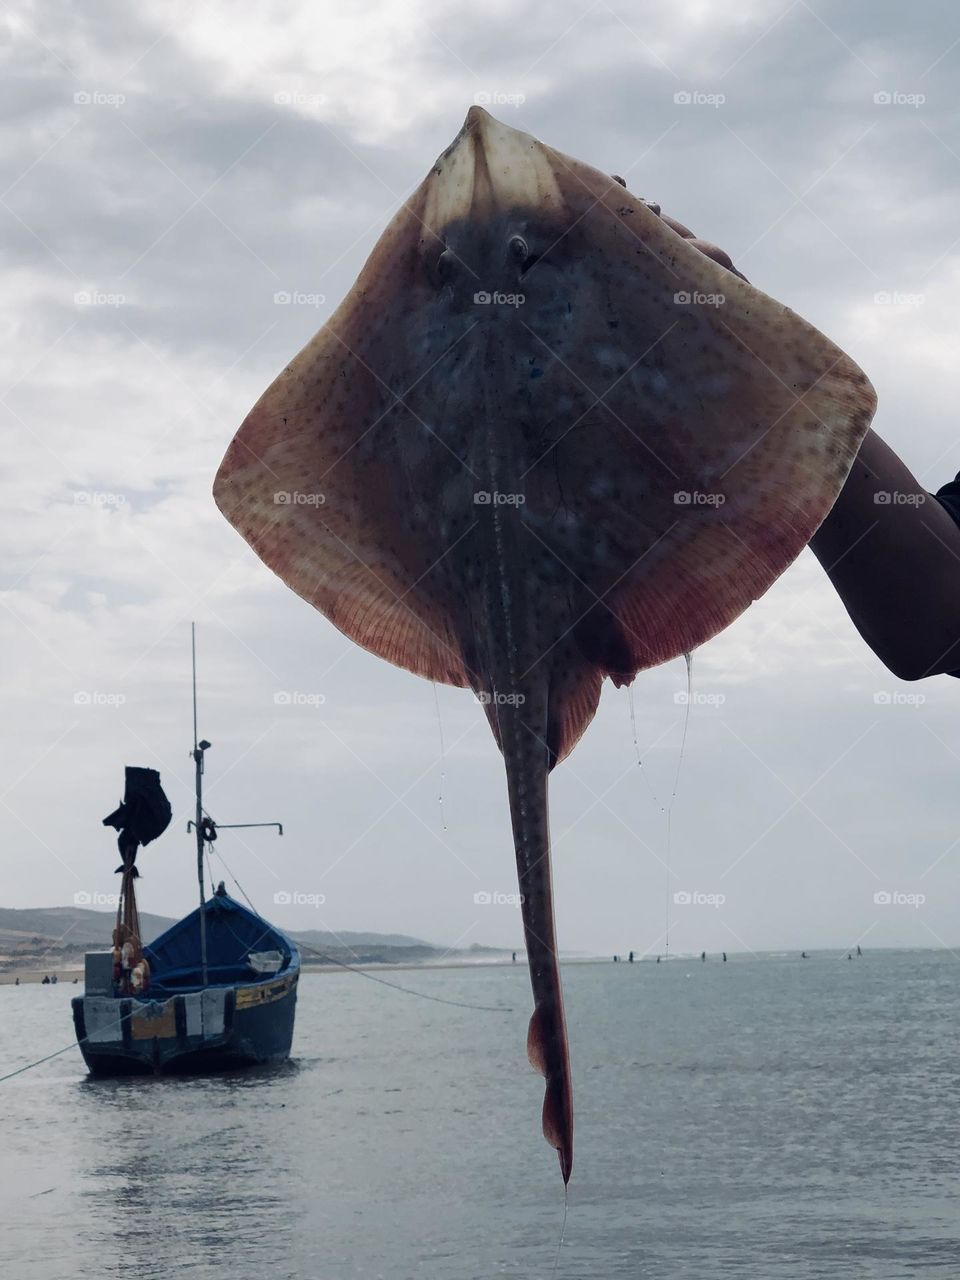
[103,766,172,874]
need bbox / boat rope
[206,842,514,1015]
[294,942,514,1013]
[0,1040,81,1083]
[0,1000,147,1085]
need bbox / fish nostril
[508,235,539,277]
[435,249,457,284]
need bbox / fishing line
[551,1186,569,1278]
[432,681,447,832]
[628,685,666,813]
[207,841,513,1015]
[664,653,693,959]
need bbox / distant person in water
[511,952,516,964]
[857,945,863,957]
[722,952,727,962]
[801,951,808,959]
[628,951,634,963]
[700,951,706,962]
[656,955,661,964]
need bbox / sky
[3,0,960,959]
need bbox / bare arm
[810,430,960,680]
[642,195,960,680]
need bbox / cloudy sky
[3,0,960,959]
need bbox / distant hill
[0,906,462,969]
[0,905,179,951]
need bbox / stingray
[213,107,876,1183]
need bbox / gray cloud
[2,0,960,956]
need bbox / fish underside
[214,107,877,1183]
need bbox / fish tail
[494,679,574,1184]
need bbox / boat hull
[72,971,298,1076]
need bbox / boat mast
[192,623,209,988]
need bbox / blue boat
[72,624,297,1076]
[72,886,299,1075]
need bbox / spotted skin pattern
[214,107,877,1184]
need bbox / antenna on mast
[187,624,283,992]
[191,622,209,987]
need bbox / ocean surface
[2,950,959,1279]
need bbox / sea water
[2,950,959,1279]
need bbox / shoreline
[0,947,931,986]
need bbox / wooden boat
[72,885,299,1075]
[72,624,298,1075]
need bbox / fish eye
[508,234,540,274]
